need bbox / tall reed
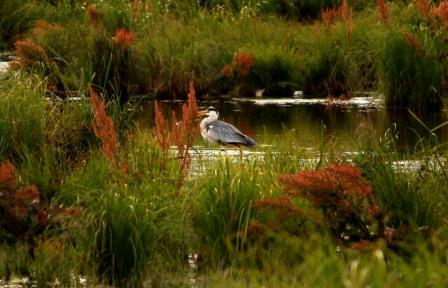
[379,30,443,111]
[193,158,267,267]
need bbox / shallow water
[137,96,448,152]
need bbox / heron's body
[199,107,256,147]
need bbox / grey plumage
[199,107,256,147]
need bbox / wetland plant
[193,158,264,267]
[379,30,443,111]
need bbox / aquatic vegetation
[278,164,380,242]
[376,0,391,26]
[2,0,448,286]
[0,160,80,267]
[90,86,124,172]
[433,1,448,27]
[153,81,199,179]
[379,30,443,111]
[1,0,446,110]
[193,158,266,267]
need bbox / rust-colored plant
[376,0,391,26]
[279,165,373,204]
[322,0,350,25]
[234,51,256,76]
[403,31,421,50]
[321,0,352,34]
[415,0,432,20]
[131,0,142,18]
[0,161,79,247]
[433,1,448,27]
[277,164,381,242]
[153,81,199,178]
[89,86,124,173]
[153,102,170,156]
[31,20,60,36]
[113,28,133,49]
[339,0,350,21]
[172,81,199,175]
[11,39,48,69]
[221,64,233,78]
[86,4,102,26]
[0,161,18,191]
[322,6,340,26]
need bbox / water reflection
[136,98,448,151]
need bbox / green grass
[55,130,193,286]
[1,0,448,286]
[0,91,447,285]
[354,129,448,229]
[1,0,445,109]
[192,157,268,267]
[4,0,439,103]
[204,241,448,287]
[379,30,444,111]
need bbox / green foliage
[2,0,448,286]
[57,131,192,286]
[379,30,444,111]
[303,39,352,97]
[0,0,49,50]
[193,158,265,267]
[0,243,33,280]
[302,21,381,98]
[31,238,84,288]
[259,0,341,20]
[0,73,46,158]
[251,50,300,97]
[355,131,448,229]
[206,241,448,287]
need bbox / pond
[136,96,448,154]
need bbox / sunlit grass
[1,0,448,286]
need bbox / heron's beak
[197,110,208,117]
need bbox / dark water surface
[136,97,448,152]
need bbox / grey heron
[198,106,257,147]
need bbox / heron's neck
[200,113,218,127]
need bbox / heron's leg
[238,146,243,159]
[219,146,228,156]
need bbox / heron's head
[198,106,219,118]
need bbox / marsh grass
[57,128,193,286]
[193,157,269,267]
[2,0,448,286]
[205,240,448,287]
[31,237,84,288]
[1,90,448,285]
[4,0,419,102]
[353,127,448,253]
[0,73,46,159]
[379,30,444,111]
[1,0,447,110]
[0,0,56,50]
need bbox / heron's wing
[206,120,256,146]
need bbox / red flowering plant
[376,0,391,27]
[113,28,133,50]
[153,81,199,183]
[0,161,81,251]
[278,165,384,242]
[248,164,385,247]
[321,0,352,34]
